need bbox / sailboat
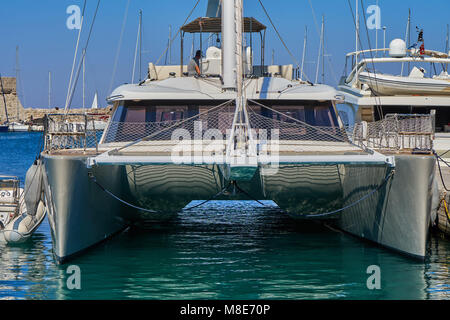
[39,0,435,263]
[91,91,98,110]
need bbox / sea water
[0,132,448,300]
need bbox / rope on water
[233,170,395,219]
[90,167,395,220]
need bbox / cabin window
[125,107,147,122]
[252,101,339,127]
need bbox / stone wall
[0,77,25,122]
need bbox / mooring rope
[434,151,450,192]
[89,174,232,214]
[233,170,395,219]
[89,169,394,220]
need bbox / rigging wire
[108,0,131,95]
[306,0,339,84]
[65,0,87,110]
[154,0,201,67]
[359,0,384,119]
[346,0,383,120]
[257,0,312,83]
[65,0,102,113]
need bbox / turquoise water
[0,132,449,300]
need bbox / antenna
[383,26,387,56]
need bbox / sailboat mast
[401,9,411,76]
[82,48,86,112]
[300,26,307,81]
[375,0,378,57]
[446,24,449,72]
[315,15,324,84]
[48,71,52,108]
[139,10,143,81]
[355,0,359,69]
[132,10,142,84]
[15,46,20,121]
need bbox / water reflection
[0,200,449,300]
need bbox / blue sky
[0,0,448,108]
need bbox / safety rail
[44,114,101,153]
[351,113,435,153]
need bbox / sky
[0,0,448,109]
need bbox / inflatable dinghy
[0,161,47,244]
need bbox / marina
[0,0,449,301]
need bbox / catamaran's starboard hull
[336,155,436,259]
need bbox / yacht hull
[359,72,450,96]
[42,152,434,262]
[336,155,435,259]
[42,155,131,263]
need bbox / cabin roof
[108,77,338,102]
[181,17,266,33]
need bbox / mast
[132,10,142,84]
[315,15,324,84]
[82,48,86,112]
[48,71,52,108]
[383,26,387,56]
[139,11,143,81]
[222,0,236,90]
[375,0,378,57]
[15,46,20,121]
[300,26,307,81]
[355,0,359,68]
[446,24,449,72]
[0,75,9,124]
[401,9,411,76]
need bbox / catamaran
[37,0,438,263]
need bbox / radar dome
[389,39,407,58]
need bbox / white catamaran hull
[41,152,434,263]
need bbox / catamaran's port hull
[41,153,434,263]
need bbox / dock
[434,133,450,237]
